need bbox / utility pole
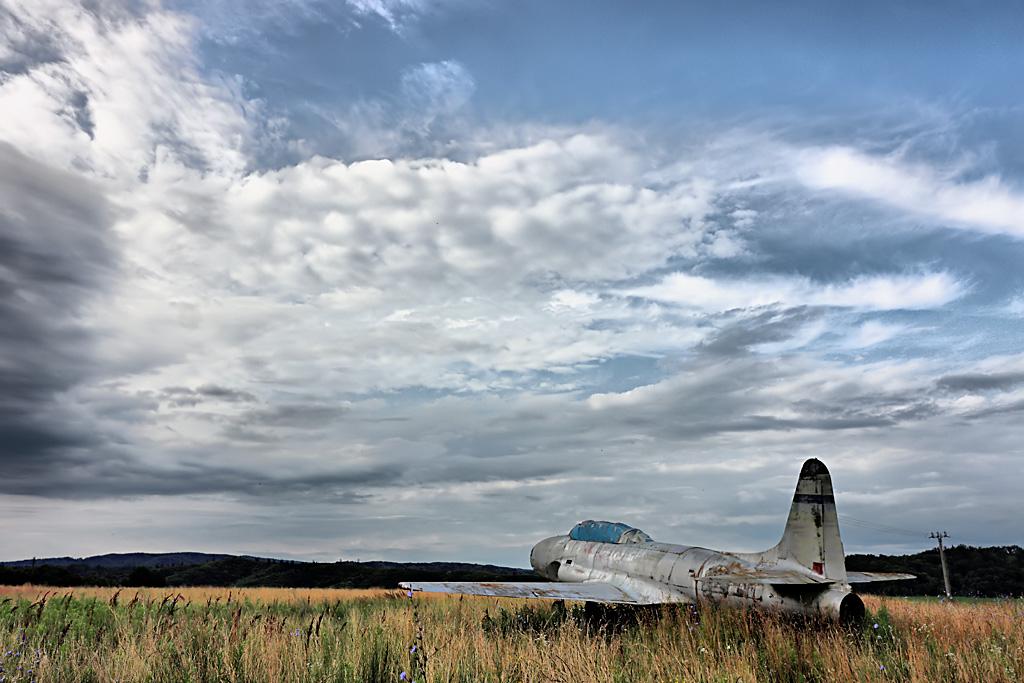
[930,531,953,599]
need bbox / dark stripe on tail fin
[793,494,836,504]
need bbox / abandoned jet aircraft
[400,458,914,621]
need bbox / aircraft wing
[846,571,916,583]
[399,581,644,604]
[699,568,835,585]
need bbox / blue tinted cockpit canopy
[569,520,653,544]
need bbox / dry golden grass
[0,584,398,603]
[0,586,1019,683]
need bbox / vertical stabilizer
[776,459,847,582]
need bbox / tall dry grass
[0,586,1020,682]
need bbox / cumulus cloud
[66,130,718,406]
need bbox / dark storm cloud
[154,402,356,445]
[695,307,823,357]
[582,353,948,448]
[2,445,398,501]
[197,384,257,401]
[161,384,258,407]
[238,403,351,428]
[962,399,1024,421]
[791,390,938,428]
[936,372,1024,394]
[0,142,117,480]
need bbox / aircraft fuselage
[529,535,860,619]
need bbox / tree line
[847,545,1023,597]
[2,545,1021,597]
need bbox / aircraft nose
[530,536,562,577]
[530,542,542,573]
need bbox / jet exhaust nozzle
[814,589,865,623]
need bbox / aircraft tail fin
[773,458,848,582]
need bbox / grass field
[0,585,1021,682]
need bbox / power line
[837,514,928,539]
[840,519,985,549]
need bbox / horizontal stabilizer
[700,568,834,585]
[399,581,642,604]
[846,571,916,583]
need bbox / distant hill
[163,557,536,590]
[0,553,536,590]
[1,552,238,569]
[359,560,535,575]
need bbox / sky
[2,0,1024,568]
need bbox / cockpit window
[569,520,653,544]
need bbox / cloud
[0,141,117,477]
[400,60,474,131]
[796,146,1024,237]
[624,271,965,312]
[170,0,328,44]
[84,132,715,399]
[0,0,252,181]
[936,371,1024,394]
[160,384,258,407]
[693,307,824,356]
[345,0,441,31]
[840,320,908,349]
[0,2,67,73]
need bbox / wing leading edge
[701,568,916,585]
[845,571,917,583]
[400,571,916,604]
[700,568,833,585]
[399,581,643,604]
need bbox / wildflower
[410,645,417,653]
[408,590,414,598]
[873,623,878,629]
[400,673,407,680]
